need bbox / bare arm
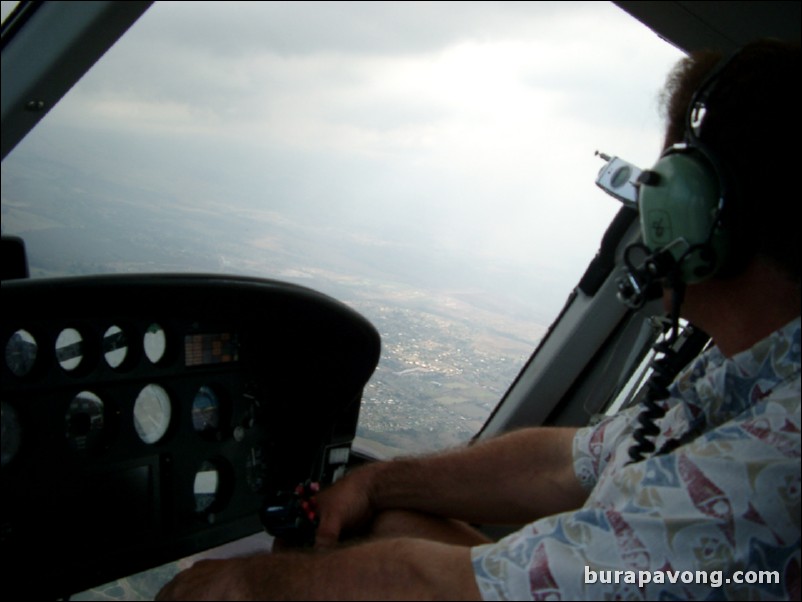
[158,427,583,600]
[157,538,481,601]
[317,426,587,546]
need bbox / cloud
[137,1,588,58]
[15,0,684,316]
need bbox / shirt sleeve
[471,411,642,601]
[571,404,641,491]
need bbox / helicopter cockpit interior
[2,273,380,597]
[2,1,799,599]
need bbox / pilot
[158,39,800,601]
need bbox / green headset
[623,51,759,464]
[636,54,737,284]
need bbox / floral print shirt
[472,317,801,600]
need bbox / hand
[156,557,255,601]
[314,463,380,549]
[156,553,319,601]
[156,536,482,601]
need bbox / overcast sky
[2,1,684,318]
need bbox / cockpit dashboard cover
[1,274,380,598]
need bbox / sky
[1,0,684,320]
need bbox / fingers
[313,464,380,548]
[314,518,343,550]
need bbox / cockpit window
[0,1,683,457]
[1,2,20,25]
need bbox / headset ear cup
[638,148,730,283]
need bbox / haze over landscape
[1,151,547,456]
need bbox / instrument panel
[1,274,381,598]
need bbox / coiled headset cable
[626,275,709,464]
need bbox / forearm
[157,538,480,601]
[365,426,587,525]
[310,539,479,600]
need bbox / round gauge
[5,329,38,377]
[133,384,172,444]
[55,328,84,372]
[144,323,167,364]
[65,391,105,451]
[1,402,22,467]
[103,325,129,369]
[194,460,220,514]
[192,386,221,435]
